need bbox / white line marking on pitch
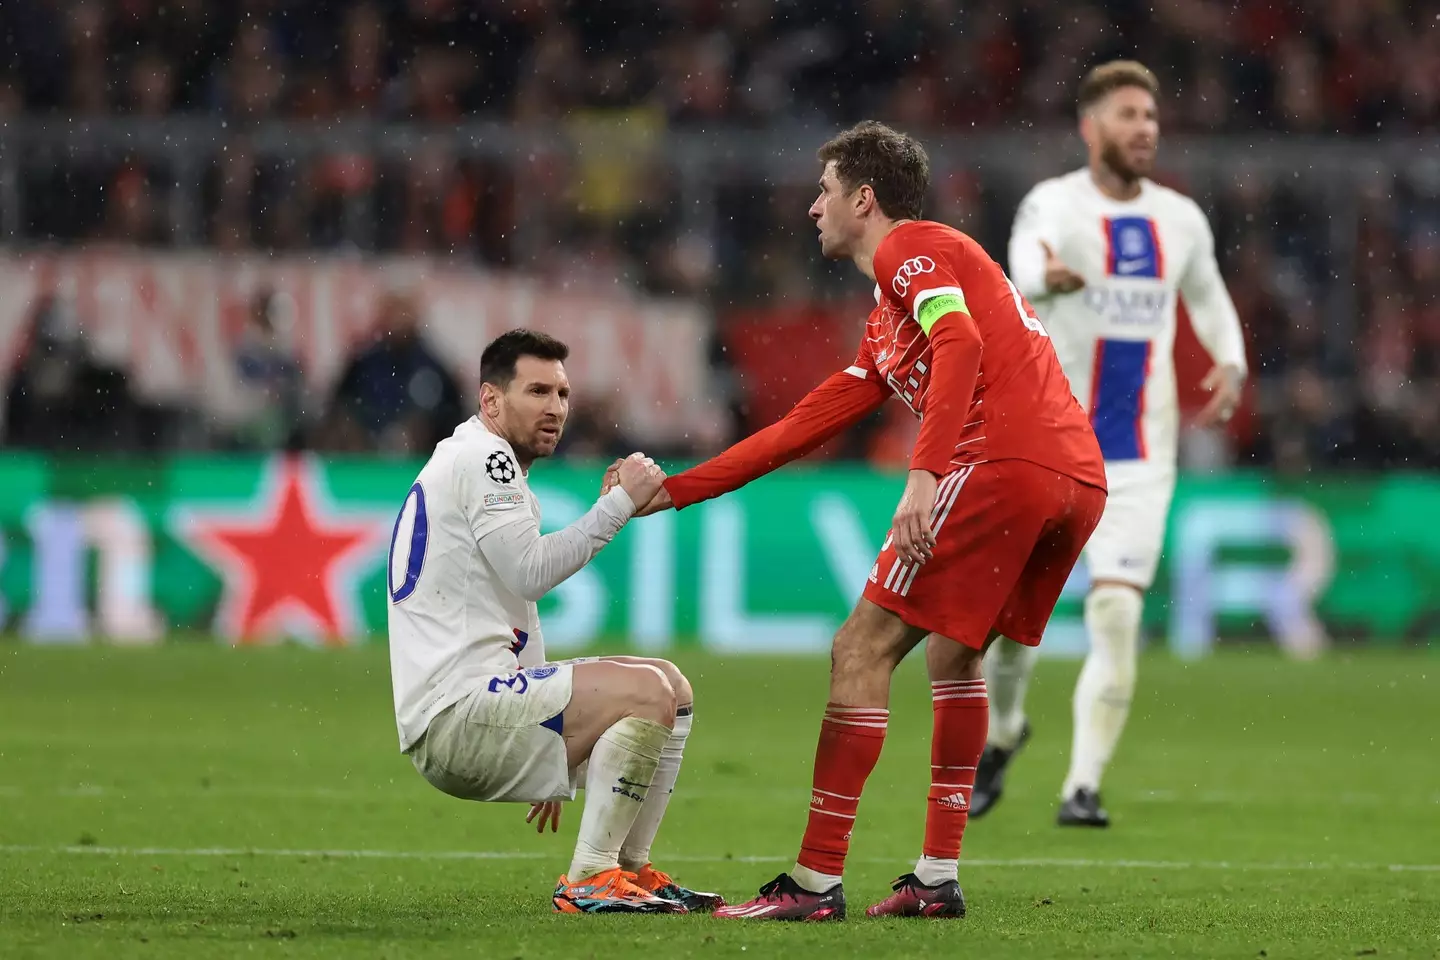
[3,785,1438,807]
[0,845,1436,873]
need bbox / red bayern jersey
[863,220,1106,489]
[662,220,1105,512]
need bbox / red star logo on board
[173,456,390,645]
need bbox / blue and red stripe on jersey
[1103,216,1164,279]
[1089,339,1152,460]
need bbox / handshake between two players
[385,56,1246,920]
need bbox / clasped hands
[602,454,673,516]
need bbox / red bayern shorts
[862,459,1107,649]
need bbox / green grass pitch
[1,642,1437,959]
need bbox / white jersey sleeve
[1177,201,1248,377]
[475,487,636,602]
[1007,181,1067,303]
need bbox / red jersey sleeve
[874,224,984,476]
[844,322,888,385]
[663,367,889,510]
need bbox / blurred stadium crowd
[1,0,1437,472]
[5,0,1436,131]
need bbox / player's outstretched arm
[659,370,890,511]
[469,454,662,602]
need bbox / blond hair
[1077,60,1159,114]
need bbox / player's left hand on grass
[892,469,939,566]
[526,800,562,833]
[1195,363,1244,427]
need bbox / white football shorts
[409,661,579,804]
[1082,461,1176,590]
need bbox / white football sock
[567,716,669,882]
[619,705,691,872]
[983,638,1039,751]
[791,863,843,893]
[1063,584,1144,798]
[913,855,958,886]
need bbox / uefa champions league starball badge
[485,451,518,484]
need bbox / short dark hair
[1077,60,1159,114]
[479,329,569,388]
[816,121,930,221]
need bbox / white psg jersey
[1007,169,1247,468]
[387,417,549,752]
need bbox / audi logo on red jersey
[891,256,936,296]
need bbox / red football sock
[796,703,889,877]
[924,679,988,861]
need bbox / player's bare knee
[829,630,875,681]
[643,657,691,707]
[662,662,694,707]
[929,635,984,680]
[629,665,678,727]
[835,610,906,672]
[606,655,690,708]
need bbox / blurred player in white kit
[386,328,722,913]
[975,61,1248,827]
